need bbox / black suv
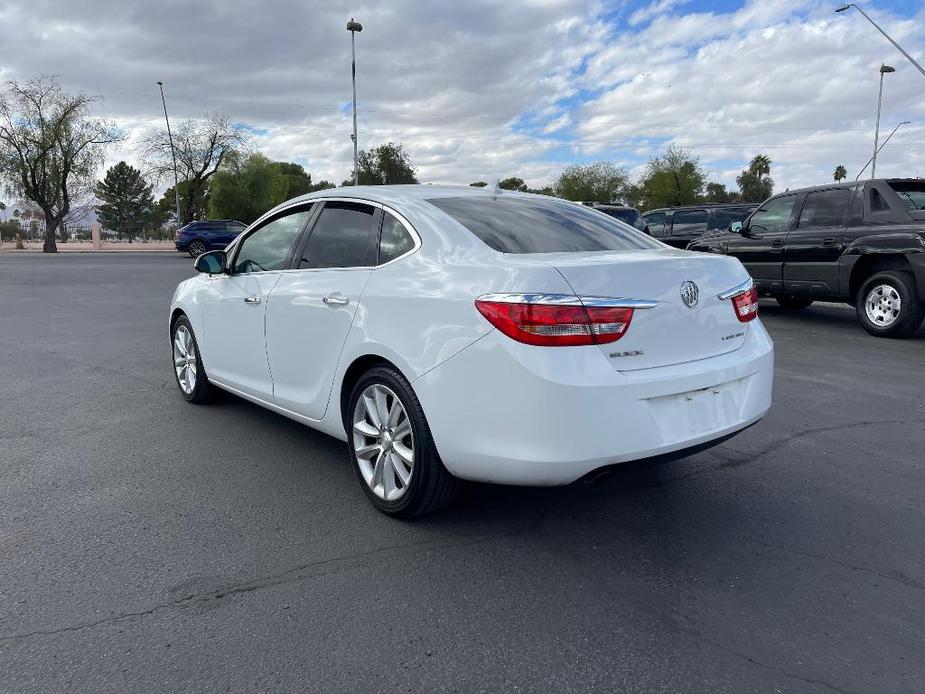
[642,204,756,249]
[175,219,247,258]
[688,179,925,338]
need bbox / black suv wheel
[856,270,925,338]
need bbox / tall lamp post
[347,18,363,185]
[156,81,182,228]
[836,4,925,79]
[871,64,895,179]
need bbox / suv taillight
[731,287,759,322]
[475,295,635,346]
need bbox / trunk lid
[511,249,753,371]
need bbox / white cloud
[628,0,689,27]
[1,0,923,198]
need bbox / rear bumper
[413,320,773,486]
[174,241,188,251]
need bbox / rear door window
[671,210,707,235]
[428,197,661,253]
[797,189,850,228]
[299,202,378,269]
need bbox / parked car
[175,219,247,257]
[643,204,756,249]
[170,186,773,517]
[688,179,925,338]
[583,203,649,233]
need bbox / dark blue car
[175,220,247,257]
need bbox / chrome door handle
[243,296,262,305]
[322,294,349,306]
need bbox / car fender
[838,231,925,298]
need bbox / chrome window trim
[476,293,659,309]
[717,278,754,300]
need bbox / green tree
[834,164,847,182]
[527,185,556,196]
[736,154,774,202]
[95,161,154,242]
[639,144,706,208]
[352,142,418,185]
[499,176,528,192]
[141,114,249,227]
[0,77,121,252]
[554,161,629,203]
[469,181,488,187]
[705,182,735,203]
[209,154,335,224]
[156,181,209,227]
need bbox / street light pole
[347,18,363,186]
[871,64,895,179]
[836,4,925,79]
[156,81,182,228]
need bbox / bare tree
[140,114,249,226]
[0,77,121,252]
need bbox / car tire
[187,239,208,258]
[171,316,214,403]
[856,270,925,338]
[774,295,814,310]
[347,365,459,518]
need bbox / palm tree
[833,165,847,182]
[749,154,772,179]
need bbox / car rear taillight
[731,287,759,322]
[475,295,635,346]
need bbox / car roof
[644,203,756,213]
[284,184,561,208]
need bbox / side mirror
[194,250,227,274]
[729,221,743,233]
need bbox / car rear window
[887,181,925,211]
[428,196,661,253]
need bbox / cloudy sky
[2,0,923,195]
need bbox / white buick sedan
[170,185,773,517]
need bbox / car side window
[749,196,796,233]
[710,208,751,231]
[797,189,849,229]
[299,202,378,269]
[671,210,707,235]
[233,209,313,274]
[870,188,891,212]
[644,212,667,237]
[379,211,416,265]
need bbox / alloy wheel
[173,325,198,394]
[189,241,206,257]
[865,284,901,327]
[352,384,414,501]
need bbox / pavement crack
[692,630,860,694]
[740,535,925,593]
[0,526,527,645]
[716,418,912,469]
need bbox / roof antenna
[490,178,502,198]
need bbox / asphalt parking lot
[1,253,923,694]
